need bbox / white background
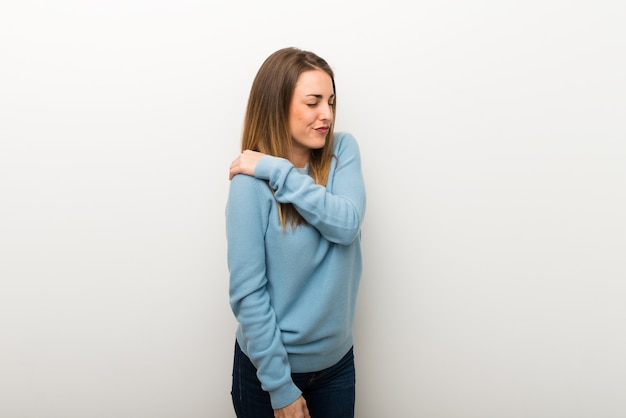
[1,1,625,417]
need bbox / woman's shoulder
[333,131,360,154]
[229,173,272,198]
[334,131,356,144]
[227,174,274,220]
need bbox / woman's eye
[307,103,317,107]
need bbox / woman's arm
[229,133,366,245]
[226,175,302,409]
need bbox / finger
[229,165,238,180]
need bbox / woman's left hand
[229,150,265,180]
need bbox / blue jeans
[231,341,355,418]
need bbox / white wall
[1,1,624,417]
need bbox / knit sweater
[226,132,366,409]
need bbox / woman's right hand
[274,396,310,418]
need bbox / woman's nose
[320,103,333,121]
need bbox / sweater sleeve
[253,132,366,245]
[225,175,302,409]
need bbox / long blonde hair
[241,47,336,229]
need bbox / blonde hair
[241,47,336,229]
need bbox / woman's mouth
[314,127,329,134]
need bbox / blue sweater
[226,132,366,409]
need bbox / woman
[226,47,366,418]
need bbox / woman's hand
[274,396,310,418]
[229,150,265,180]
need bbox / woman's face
[288,69,334,167]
